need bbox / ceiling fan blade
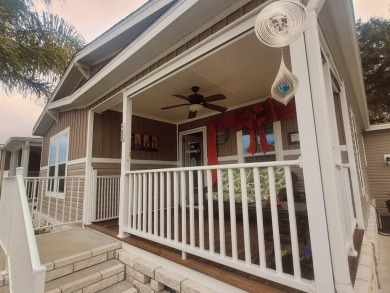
[188,111,197,119]
[173,94,192,102]
[161,104,188,110]
[203,94,226,103]
[203,103,227,113]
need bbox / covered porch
[82,9,365,291]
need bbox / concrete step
[97,281,137,293]
[45,259,125,293]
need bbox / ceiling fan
[161,86,227,119]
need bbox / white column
[304,11,353,292]
[339,84,365,229]
[83,110,95,225]
[118,93,132,238]
[21,142,30,177]
[290,36,334,293]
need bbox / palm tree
[0,0,85,100]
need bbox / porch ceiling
[110,32,290,123]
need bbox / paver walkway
[379,233,390,292]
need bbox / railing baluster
[189,170,195,248]
[181,171,187,250]
[143,173,147,233]
[132,174,138,229]
[217,169,225,257]
[253,167,266,269]
[240,168,251,264]
[207,170,214,254]
[75,178,81,221]
[137,174,142,231]
[160,172,165,239]
[128,175,133,229]
[228,169,238,261]
[174,171,179,242]
[68,179,74,222]
[284,166,301,279]
[167,172,172,240]
[148,173,153,234]
[197,170,204,251]
[268,167,282,273]
[154,173,158,236]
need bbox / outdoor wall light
[384,155,390,165]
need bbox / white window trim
[46,127,70,199]
[237,122,282,163]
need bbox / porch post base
[117,228,130,238]
[335,283,354,293]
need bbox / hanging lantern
[271,51,299,105]
[255,0,308,48]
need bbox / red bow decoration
[236,103,270,155]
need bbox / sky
[0,0,389,144]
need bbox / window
[240,122,276,163]
[47,129,69,197]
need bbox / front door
[179,128,207,206]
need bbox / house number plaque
[216,129,229,145]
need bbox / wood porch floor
[87,208,313,293]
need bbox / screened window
[242,122,276,163]
[47,129,69,197]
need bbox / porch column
[339,84,365,229]
[290,36,334,293]
[118,93,132,238]
[304,10,353,292]
[83,110,94,225]
[21,142,30,177]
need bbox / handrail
[0,167,46,292]
[127,159,301,174]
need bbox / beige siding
[41,109,88,167]
[131,116,177,161]
[92,163,121,176]
[364,129,390,215]
[36,164,85,225]
[93,110,122,159]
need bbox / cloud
[0,92,43,144]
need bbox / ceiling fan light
[188,104,204,112]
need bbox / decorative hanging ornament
[254,0,308,47]
[271,50,299,105]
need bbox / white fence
[24,176,85,230]
[92,174,120,222]
[0,168,46,292]
[121,160,314,292]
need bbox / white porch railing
[336,163,357,256]
[0,168,46,292]
[122,160,314,292]
[92,173,120,222]
[24,176,85,230]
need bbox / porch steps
[45,259,135,292]
[98,281,136,293]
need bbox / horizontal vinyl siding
[364,129,390,215]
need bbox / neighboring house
[0,137,42,178]
[363,124,390,216]
[26,0,373,292]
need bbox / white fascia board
[48,0,175,104]
[123,5,263,98]
[53,0,198,110]
[76,0,175,61]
